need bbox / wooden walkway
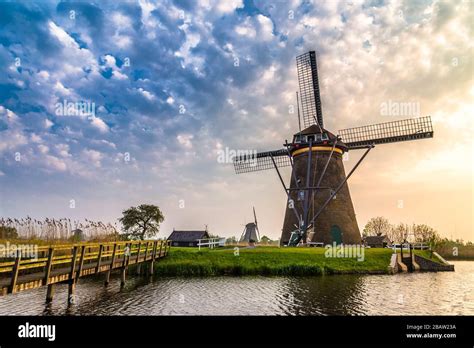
[0,240,171,303]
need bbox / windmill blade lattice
[296,51,324,129]
[339,116,434,150]
[233,149,291,174]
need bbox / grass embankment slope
[153,246,393,276]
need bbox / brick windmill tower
[233,51,434,246]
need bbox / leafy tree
[363,217,392,237]
[0,226,18,239]
[225,236,237,244]
[119,204,164,240]
[411,225,441,256]
[260,235,272,244]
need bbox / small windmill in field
[233,51,434,247]
[240,207,261,245]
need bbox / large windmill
[233,51,433,246]
[240,207,261,244]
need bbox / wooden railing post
[158,240,163,258]
[76,245,86,280]
[152,241,158,261]
[121,242,130,287]
[144,241,150,261]
[123,243,130,267]
[105,243,117,286]
[95,244,104,273]
[9,250,21,294]
[149,241,158,276]
[68,246,79,304]
[110,243,117,269]
[135,242,142,275]
[44,247,55,303]
[136,242,142,263]
[44,247,55,285]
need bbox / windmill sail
[233,149,291,174]
[296,51,324,129]
[339,116,434,150]
[253,207,260,241]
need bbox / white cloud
[44,155,67,172]
[113,33,132,48]
[256,15,274,41]
[175,24,204,71]
[0,106,19,123]
[30,133,42,143]
[38,144,49,154]
[37,70,50,80]
[44,119,54,129]
[102,54,128,80]
[53,81,71,96]
[112,12,133,29]
[235,18,256,38]
[55,144,71,157]
[177,134,194,149]
[113,70,128,80]
[83,149,103,167]
[215,0,243,14]
[137,88,156,101]
[89,116,109,133]
[48,21,79,49]
[103,54,117,67]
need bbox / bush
[0,225,18,239]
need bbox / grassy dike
[150,246,394,276]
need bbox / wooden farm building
[167,230,210,247]
[364,235,391,248]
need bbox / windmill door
[330,225,343,245]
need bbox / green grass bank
[151,246,393,276]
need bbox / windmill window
[295,135,304,143]
[322,134,329,140]
[298,190,305,201]
[308,135,315,142]
[315,134,322,141]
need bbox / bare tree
[390,223,411,243]
[412,224,439,243]
[363,217,392,237]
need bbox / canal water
[0,261,472,316]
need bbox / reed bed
[0,217,119,241]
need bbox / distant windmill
[240,207,261,244]
[233,51,434,247]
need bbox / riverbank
[150,246,394,276]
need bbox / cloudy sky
[0,0,472,241]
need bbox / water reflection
[279,275,367,315]
[0,261,472,316]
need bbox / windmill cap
[295,124,334,136]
